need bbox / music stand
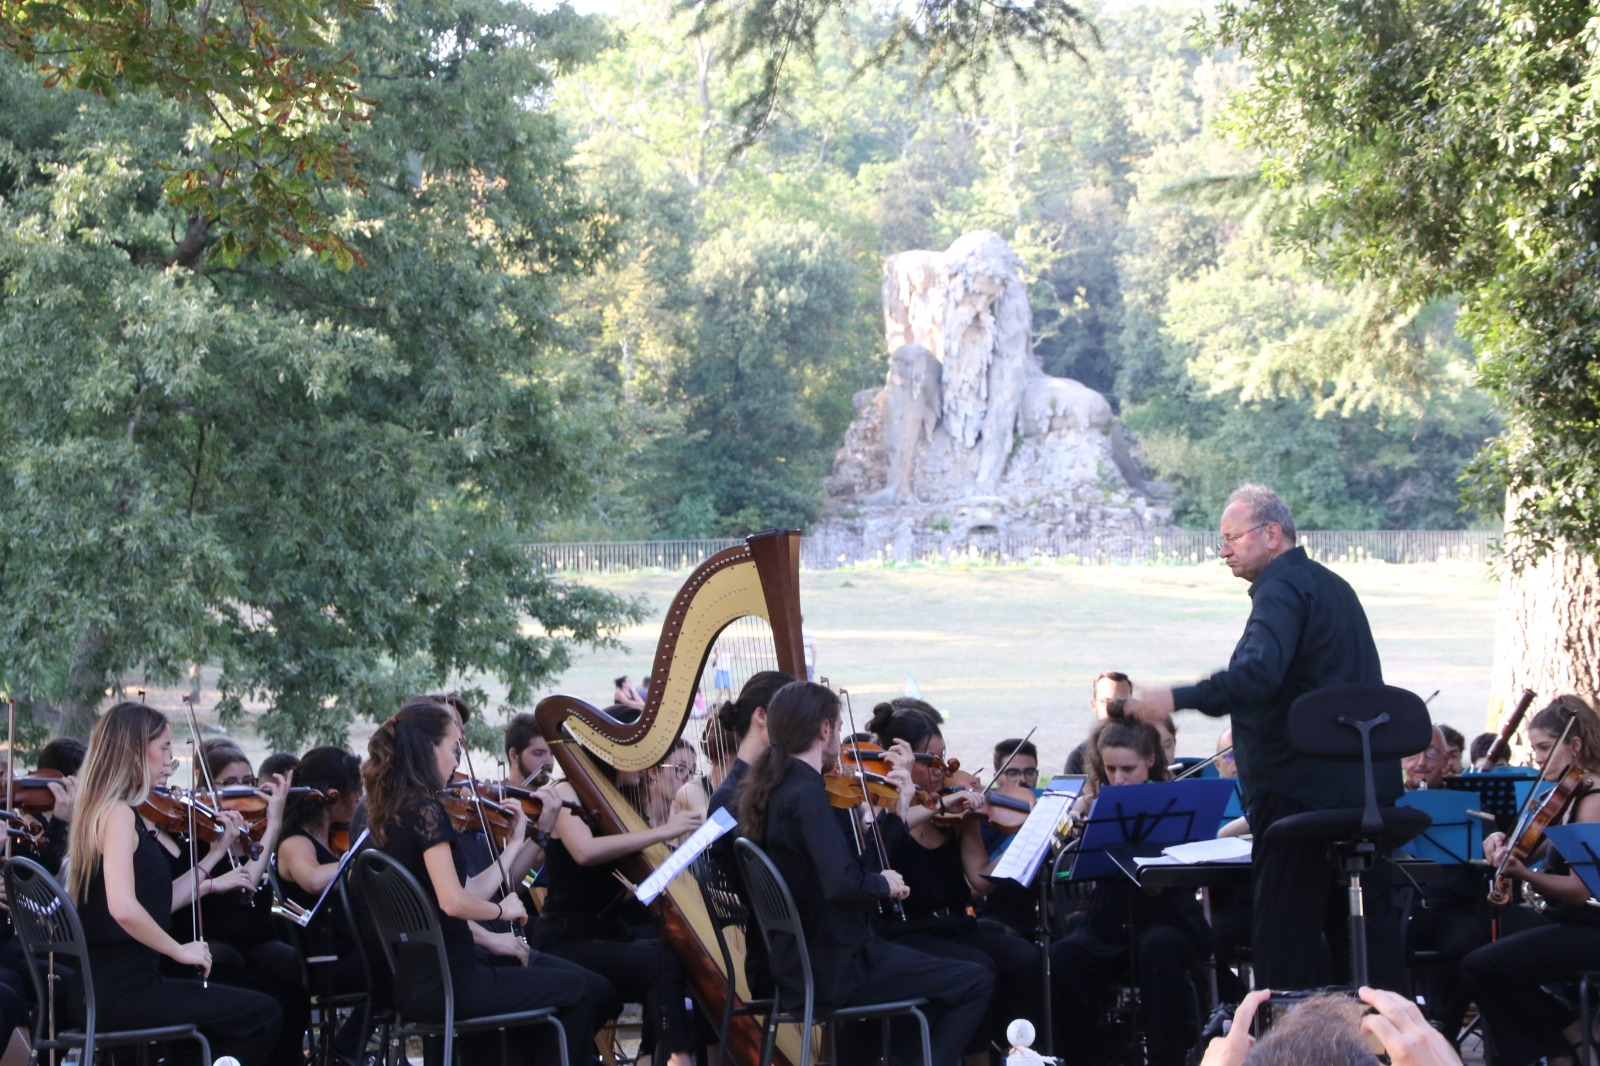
[1445,770,1539,835]
[1543,824,1600,902]
[1220,782,1244,830]
[1396,791,1482,866]
[1068,779,1236,882]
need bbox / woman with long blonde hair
[65,701,281,1066]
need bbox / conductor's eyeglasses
[1217,523,1267,552]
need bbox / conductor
[1124,484,1404,990]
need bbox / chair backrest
[354,848,451,1001]
[692,851,749,931]
[733,838,812,1011]
[1288,683,1432,834]
[4,857,94,1034]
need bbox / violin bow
[1173,745,1234,781]
[982,728,1039,796]
[179,693,212,987]
[838,684,904,920]
[452,700,525,943]
[5,696,15,863]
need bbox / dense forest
[543,0,1498,539]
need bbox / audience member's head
[1243,994,1380,1066]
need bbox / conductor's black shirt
[1171,546,1398,810]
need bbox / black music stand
[1444,769,1539,835]
[1396,791,1481,866]
[1543,823,1600,901]
[1068,779,1236,882]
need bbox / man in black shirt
[738,680,992,1066]
[1126,484,1402,990]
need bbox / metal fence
[527,530,1501,575]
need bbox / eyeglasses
[1216,523,1268,552]
[998,767,1039,781]
[1218,753,1235,763]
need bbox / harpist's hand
[174,940,213,978]
[881,869,910,901]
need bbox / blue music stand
[1396,790,1482,865]
[1445,769,1539,835]
[1068,778,1236,881]
[1543,823,1600,901]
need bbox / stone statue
[822,231,1167,553]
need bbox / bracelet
[494,900,503,920]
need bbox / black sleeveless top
[1543,776,1600,927]
[278,827,358,955]
[379,795,476,975]
[531,836,649,944]
[80,814,173,975]
[886,828,973,930]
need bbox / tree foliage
[2,0,374,266]
[0,0,636,742]
[1207,0,1600,563]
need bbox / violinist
[504,712,555,788]
[534,748,702,1066]
[363,697,605,1065]
[11,735,85,871]
[274,747,367,1013]
[974,737,1043,938]
[870,700,1043,1064]
[64,701,281,1066]
[1462,695,1600,1066]
[736,681,992,1066]
[1050,717,1210,1066]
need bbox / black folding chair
[734,837,931,1066]
[267,852,373,1065]
[1260,682,1434,988]
[690,851,773,1066]
[4,856,213,1065]
[355,848,567,1066]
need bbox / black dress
[381,795,598,1065]
[76,815,282,1066]
[530,833,695,1057]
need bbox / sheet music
[992,793,1076,885]
[634,806,735,906]
[1155,837,1252,865]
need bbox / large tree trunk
[1489,536,1600,732]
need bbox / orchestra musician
[362,697,604,1065]
[1051,716,1210,1066]
[64,701,282,1066]
[869,699,1044,1062]
[1461,695,1600,1066]
[736,680,993,1066]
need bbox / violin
[446,776,585,824]
[1488,764,1587,905]
[329,821,351,857]
[198,785,326,842]
[919,771,1037,832]
[137,786,254,856]
[438,788,520,848]
[0,768,66,816]
[841,742,958,777]
[823,769,901,809]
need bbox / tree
[1207,0,1600,709]
[0,0,637,743]
[2,0,373,266]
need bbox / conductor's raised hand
[1121,689,1176,723]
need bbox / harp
[535,529,806,1066]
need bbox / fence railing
[528,530,1501,574]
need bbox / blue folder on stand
[1396,790,1483,865]
[1542,823,1600,902]
[1068,778,1237,881]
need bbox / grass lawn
[523,559,1499,775]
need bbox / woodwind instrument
[536,529,807,1066]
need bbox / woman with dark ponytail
[868,699,1042,1062]
[736,681,992,1066]
[363,698,606,1065]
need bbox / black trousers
[538,935,695,1057]
[1462,910,1600,1066]
[81,951,283,1066]
[1405,894,1490,1038]
[1249,791,1403,990]
[1049,922,1204,1066]
[833,939,993,1066]
[396,945,607,1066]
[890,920,1044,1054]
